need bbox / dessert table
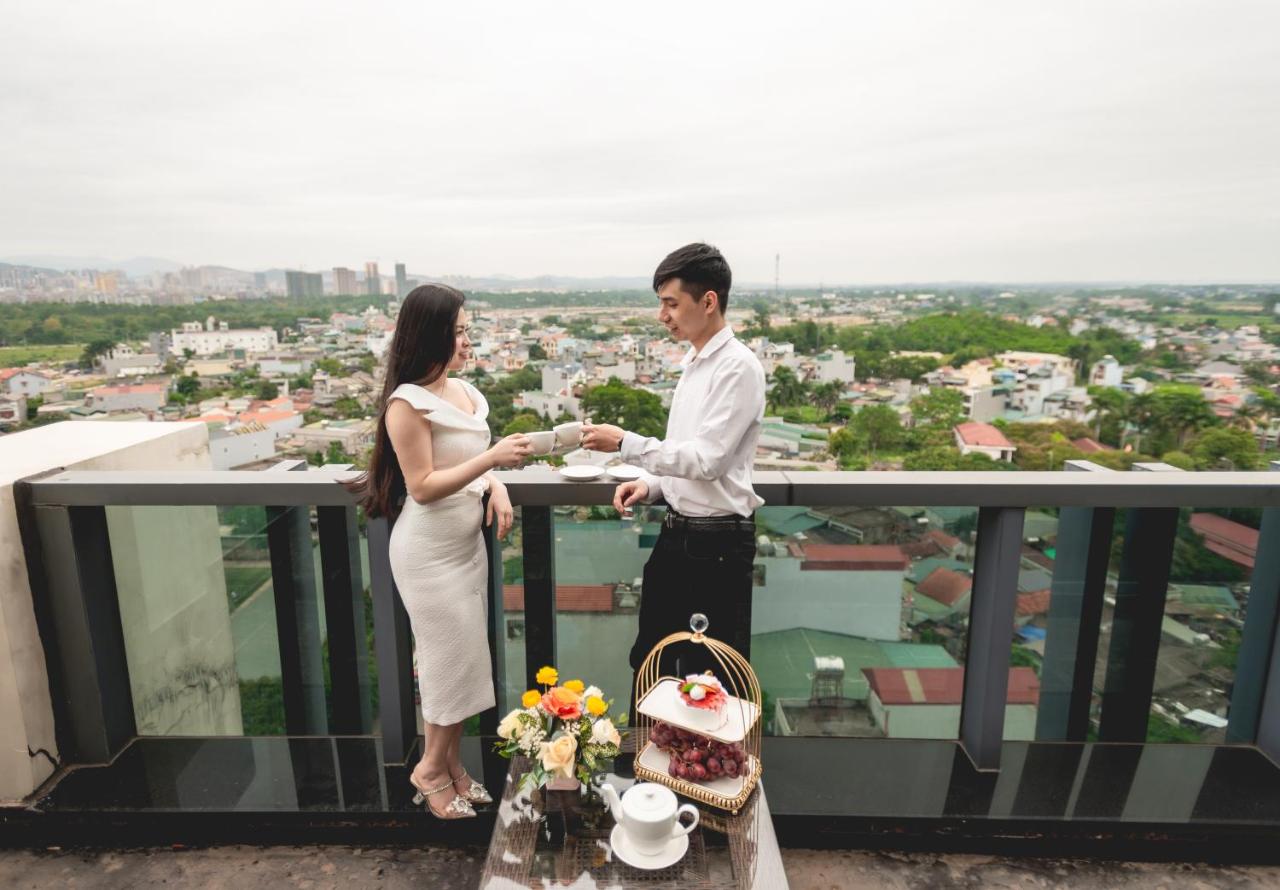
[479,753,788,889]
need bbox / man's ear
[703,290,718,314]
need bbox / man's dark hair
[653,242,732,314]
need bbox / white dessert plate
[560,465,605,482]
[635,740,754,802]
[610,823,689,870]
[606,464,643,481]
[636,678,759,744]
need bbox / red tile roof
[797,543,909,571]
[915,567,972,606]
[863,666,1039,706]
[954,421,1013,448]
[503,585,614,612]
[1189,512,1258,569]
[1016,589,1052,616]
[239,409,298,426]
[1070,437,1112,453]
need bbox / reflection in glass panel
[751,504,978,739]
[1137,506,1250,743]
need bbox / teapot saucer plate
[609,824,688,870]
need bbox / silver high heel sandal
[410,775,476,819]
[451,768,493,805]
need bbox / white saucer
[609,824,689,870]
[606,464,643,481]
[560,465,604,482]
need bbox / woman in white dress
[347,284,531,820]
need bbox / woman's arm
[386,400,527,504]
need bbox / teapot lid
[623,782,677,821]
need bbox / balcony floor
[3,846,1280,889]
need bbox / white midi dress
[386,380,497,726]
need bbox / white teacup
[600,781,699,857]
[525,431,556,455]
[553,421,584,448]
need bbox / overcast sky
[4,1,1278,283]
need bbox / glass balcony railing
[15,459,1280,846]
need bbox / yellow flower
[586,695,607,716]
[535,665,558,686]
[563,679,585,694]
[521,689,541,709]
[539,734,578,779]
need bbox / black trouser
[628,516,756,716]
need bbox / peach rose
[540,734,578,779]
[541,686,583,720]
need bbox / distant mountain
[0,255,184,277]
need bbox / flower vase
[546,774,581,792]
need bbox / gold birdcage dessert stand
[633,614,762,814]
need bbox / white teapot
[599,781,699,856]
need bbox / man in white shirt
[582,243,765,689]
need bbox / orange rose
[541,685,583,720]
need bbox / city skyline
[4,3,1279,283]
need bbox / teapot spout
[598,782,623,821]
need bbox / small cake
[676,673,728,730]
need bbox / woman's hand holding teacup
[488,433,532,468]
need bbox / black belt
[662,509,755,534]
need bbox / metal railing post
[1231,461,1280,753]
[1037,460,1114,740]
[367,514,417,764]
[959,505,1026,771]
[317,505,372,734]
[31,504,136,762]
[1098,463,1182,742]
[521,505,557,690]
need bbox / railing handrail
[22,466,1280,508]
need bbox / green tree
[811,381,844,417]
[80,337,116,368]
[1188,426,1262,470]
[503,412,543,436]
[767,365,809,409]
[909,387,966,429]
[325,441,352,464]
[1087,386,1129,445]
[528,342,547,360]
[579,377,668,438]
[332,397,363,418]
[254,379,279,401]
[174,373,201,401]
[850,404,904,453]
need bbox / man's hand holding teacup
[581,421,625,453]
[612,480,649,512]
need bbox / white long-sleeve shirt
[619,325,766,517]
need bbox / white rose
[497,709,523,740]
[590,718,621,748]
[584,685,603,701]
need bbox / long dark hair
[344,283,466,518]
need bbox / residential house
[954,421,1016,462]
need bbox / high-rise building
[285,270,323,298]
[94,272,119,295]
[333,267,357,295]
[395,263,407,298]
[365,261,380,296]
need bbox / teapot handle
[671,803,699,838]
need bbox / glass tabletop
[480,753,787,889]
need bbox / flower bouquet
[494,665,626,793]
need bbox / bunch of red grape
[649,721,748,783]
